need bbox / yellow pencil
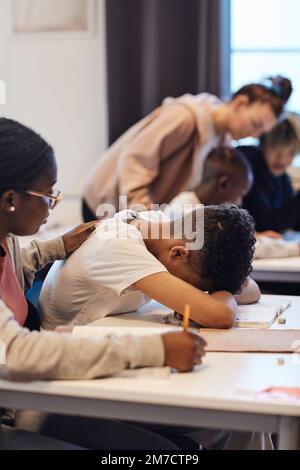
[183,304,190,331]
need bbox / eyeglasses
[25,189,63,209]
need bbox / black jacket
[239,145,300,233]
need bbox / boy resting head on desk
[39,204,259,331]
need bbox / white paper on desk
[257,298,291,313]
[235,298,292,328]
[235,305,280,328]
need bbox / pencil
[183,304,190,331]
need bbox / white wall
[0,0,107,226]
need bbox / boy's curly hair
[186,204,256,294]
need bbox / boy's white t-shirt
[39,210,169,330]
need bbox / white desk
[0,353,299,449]
[252,257,300,283]
[1,295,300,449]
[91,294,300,331]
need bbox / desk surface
[91,294,300,331]
[1,296,299,418]
[1,296,300,448]
[0,352,299,418]
[252,257,300,283]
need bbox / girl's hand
[62,221,98,255]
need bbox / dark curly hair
[0,118,54,195]
[184,204,256,294]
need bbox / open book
[235,298,291,328]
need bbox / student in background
[166,147,253,218]
[82,76,292,221]
[0,118,205,450]
[39,204,259,332]
[241,113,300,234]
[166,146,300,259]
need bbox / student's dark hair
[183,205,255,294]
[201,146,252,185]
[260,113,300,154]
[0,118,54,195]
[232,76,292,118]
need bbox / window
[231,0,300,175]
[231,0,300,114]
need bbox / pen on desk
[183,304,190,332]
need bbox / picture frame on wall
[12,0,96,37]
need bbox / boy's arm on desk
[133,272,237,329]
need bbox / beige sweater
[84,93,226,214]
[0,235,164,384]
